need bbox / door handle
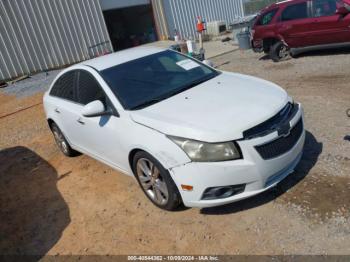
[77,118,85,125]
[54,108,61,114]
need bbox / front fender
[125,122,191,174]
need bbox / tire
[50,122,80,157]
[132,151,182,211]
[263,44,270,54]
[269,41,290,62]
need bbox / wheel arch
[128,148,172,172]
[47,118,55,130]
[128,148,144,174]
[263,37,280,51]
[127,144,190,176]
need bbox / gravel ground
[1,70,61,98]
[0,48,349,256]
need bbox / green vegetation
[244,0,280,15]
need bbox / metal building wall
[152,0,245,40]
[0,0,113,81]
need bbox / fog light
[201,184,246,200]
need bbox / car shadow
[259,46,350,61]
[259,54,270,61]
[258,53,292,62]
[292,46,350,59]
[200,131,322,215]
[0,146,70,257]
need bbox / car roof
[80,46,166,71]
[262,0,306,12]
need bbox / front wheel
[133,151,182,211]
[270,41,290,62]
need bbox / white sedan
[43,47,305,210]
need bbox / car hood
[129,72,289,142]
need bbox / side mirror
[336,6,349,15]
[82,100,110,118]
[203,60,214,68]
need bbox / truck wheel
[270,41,290,62]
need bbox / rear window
[282,2,309,21]
[257,9,278,26]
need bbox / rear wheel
[133,151,182,211]
[51,122,80,157]
[270,41,290,62]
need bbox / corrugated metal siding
[153,0,244,39]
[151,0,170,40]
[0,0,113,81]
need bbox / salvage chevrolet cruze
[43,47,305,210]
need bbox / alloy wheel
[278,45,289,60]
[136,158,169,206]
[53,128,69,155]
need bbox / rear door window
[312,0,337,17]
[282,2,309,21]
[50,71,77,102]
[76,70,107,106]
[257,9,278,25]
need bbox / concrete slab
[144,38,239,59]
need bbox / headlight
[168,136,241,162]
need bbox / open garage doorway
[103,4,158,51]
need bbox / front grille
[243,103,298,140]
[255,119,303,160]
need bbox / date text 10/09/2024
[128,256,219,261]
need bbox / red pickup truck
[251,0,350,61]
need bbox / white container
[207,21,227,36]
[186,40,197,54]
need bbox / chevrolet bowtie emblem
[277,122,291,137]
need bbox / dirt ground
[0,48,349,256]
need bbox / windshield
[100,50,219,110]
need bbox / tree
[244,0,280,15]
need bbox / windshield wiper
[130,98,164,110]
[185,74,215,89]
